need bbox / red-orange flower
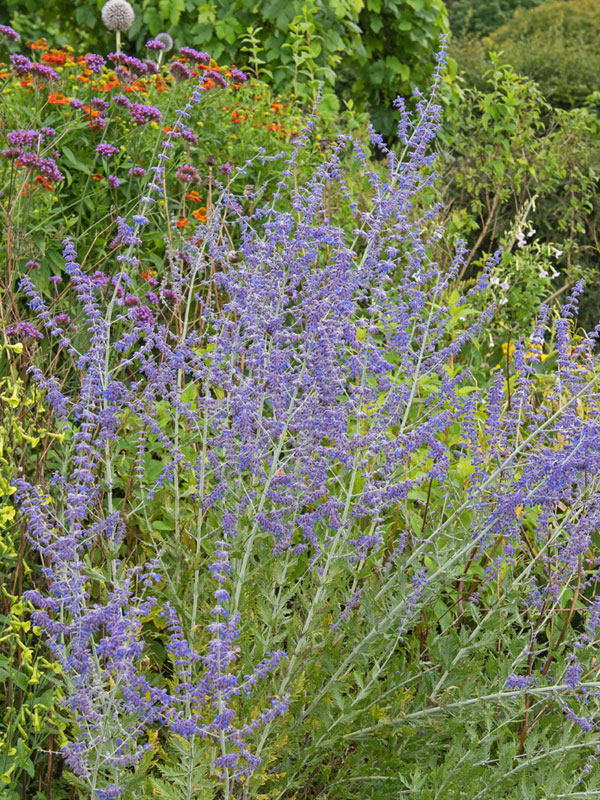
[35,174,54,191]
[48,92,68,105]
[42,50,69,66]
[185,190,202,203]
[176,217,189,228]
[26,39,49,51]
[140,269,158,280]
[192,207,207,222]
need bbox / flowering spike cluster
[15,38,600,797]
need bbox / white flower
[101,0,135,32]
[500,280,509,292]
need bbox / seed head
[101,0,135,32]
[154,32,173,52]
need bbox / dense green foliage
[490,0,600,108]
[452,0,600,109]
[438,57,600,337]
[447,0,543,36]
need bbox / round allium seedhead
[101,0,135,32]
[155,32,173,52]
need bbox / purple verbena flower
[145,39,166,51]
[6,321,43,340]
[129,103,161,126]
[0,24,19,42]
[179,46,210,63]
[169,61,191,83]
[96,143,120,159]
[84,53,106,73]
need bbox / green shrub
[447,0,544,37]
[342,0,450,135]
[436,57,600,338]
[454,0,600,109]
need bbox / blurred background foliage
[446,0,543,36]
[451,0,600,109]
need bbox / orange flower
[26,39,49,51]
[42,50,69,66]
[92,173,105,181]
[267,123,280,132]
[192,207,207,222]
[270,103,282,113]
[48,92,68,105]
[176,217,189,228]
[35,174,54,191]
[185,190,202,203]
[140,269,158,280]
[124,80,147,93]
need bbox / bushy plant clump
[3,23,600,800]
[447,0,543,37]
[451,0,600,109]
[0,26,349,798]
[435,56,600,342]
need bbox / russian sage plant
[13,40,600,799]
